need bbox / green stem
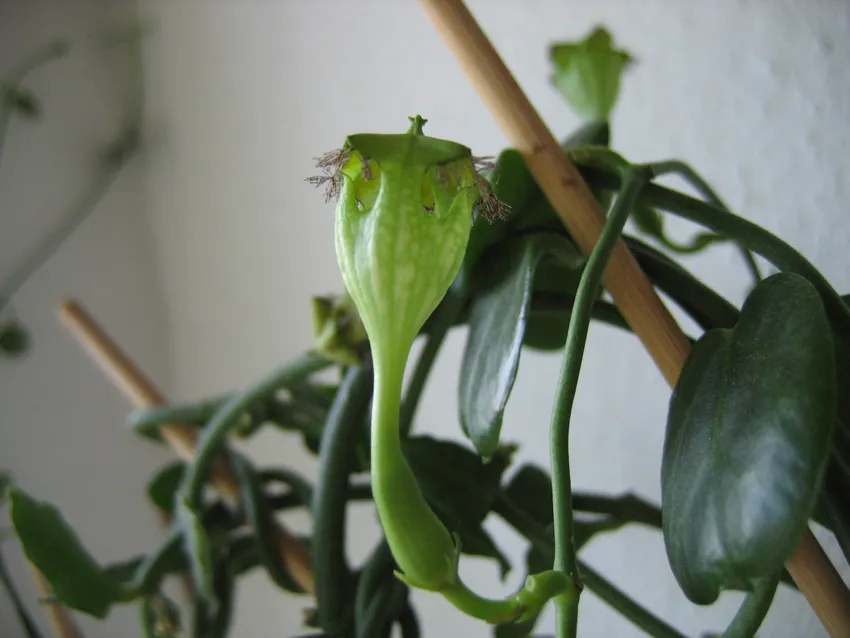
[231,452,302,593]
[0,155,133,313]
[258,468,314,508]
[648,160,762,283]
[440,579,524,625]
[267,482,370,512]
[312,364,374,635]
[399,287,465,437]
[0,548,43,638]
[182,351,330,505]
[0,40,70,171]
[371,348,530,622]
[579,165,850,332]
[550,168,648,638]
[720,575,780,638]
[494,495,685,638]
[129,395,230,431]
[362,578,408,638]
[133,526,184,594]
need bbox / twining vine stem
[549,167,649,637]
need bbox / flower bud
[310,116,505,593]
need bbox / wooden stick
[57,299,315,595]
[785,530,850,636]
[31,569,83,638]
[416,1,850,635]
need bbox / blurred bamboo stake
[416,1,850,636]
[58,299,315,595]
[30,570,83,638]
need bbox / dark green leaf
[503,466,554,527]
[626,236,739,332]
[403,436,514,525]
[141,594,181,638]
[521,303,570,351]
[133,527,187,595]
[460,233,583,458]
[455,523,511,579]
[562,120,610,151]
[504,464,662,535]
[491,150,537,213]
[662,273,835,604]
[147,462,185,515]
[104,555,146,585]
[462,147,535,279]
[355,540,396,635]
[549,26,632,120]
[461,120,609,289]
[509,121,612,238]
[0,321,30,357]
[231,454,305,594]
[175,499,216,607]
[359,577,407,638]
[9,488,126,618]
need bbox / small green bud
[311,292,367,366]
[549,26,632,121]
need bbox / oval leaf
[9,488,125,618]
[661,273,835,604]
[549,27,632,121]
[403,436,514,525]
[460,234,583,458]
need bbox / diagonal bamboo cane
[29,570,83,638]
[57,299,315,596]
[415,1,850,635]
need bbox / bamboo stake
[31,570,83,638]
[415,1,850,635]
[57,299,315,595]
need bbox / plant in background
[0,24,144,360]
[2,19,849,638]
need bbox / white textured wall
[4,1,846,637]
[0,2,172,637]
[140,1,850,637]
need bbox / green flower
[310,116,503,592]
